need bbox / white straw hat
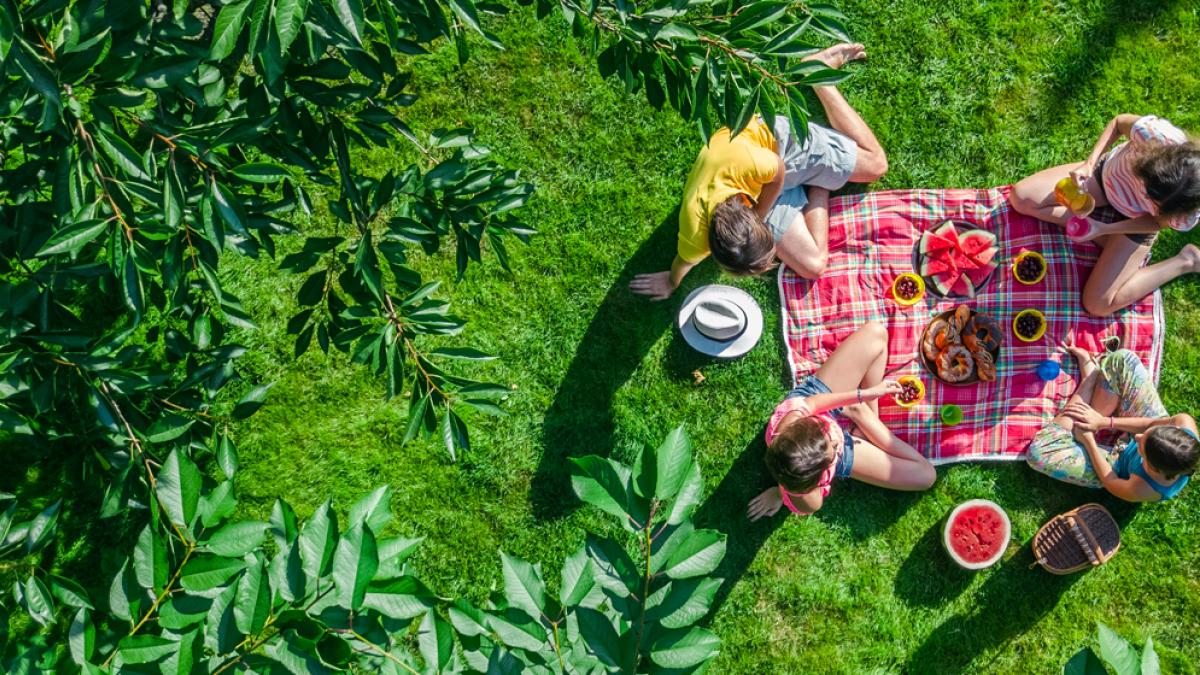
[678,284,763,358]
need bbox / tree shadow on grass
[903,489,1138,673]
[530,208,718,520]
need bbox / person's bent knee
[914,460,937,490]
[1008,184,1040,216]
[856,150,888,183]
[860,320,887,341]
[1082,293,1118,318]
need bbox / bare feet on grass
[802,43,867,70]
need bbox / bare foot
[802,43,866,70]
[1059,333,1097,377]
[1178,243,1200,273]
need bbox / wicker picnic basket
[1032,503,1120,574]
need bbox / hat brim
[678,285,764,359]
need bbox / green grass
[220,0,1200,672]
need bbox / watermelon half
[944,499,1010,569]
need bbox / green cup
[940,404,964,426]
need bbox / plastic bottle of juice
[1055,176,1095,216]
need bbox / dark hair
[765,417,834,493]
[1134,142,1200,218]
[1143,426,1200,480]
[709,195,777,276]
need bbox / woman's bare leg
[1083,240,1200,316]
[813,321,888,415]
[1009,162,1108,224]
[843,408,936,490]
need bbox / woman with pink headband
[747,321,937,519]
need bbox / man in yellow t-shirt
[630,43,889,300]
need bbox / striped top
[1100,115,1198,232]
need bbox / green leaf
[133,525,168,592]
[299,500,338,583]
[728,1,790,33]
[665,459,703,525]
[161,629,200,675]
[233,382,274,419]
[122,247,143,315]
[275,0,310,52]
[585,535,639,597]
[96,130,150,181]
[211,0,251,60]
[442,408,468,461]
[36,220,108,257]
[211,180,248,233]
[68,609,94,665]
[1098,623,1140,675]
[418,609,453,672]
[656,23,698,41]
[23,576,54,626]
[25,499,60,553]
[348,485,392,533]
[118,635,177,664]
[429,347,497,361]
[362,576,436,619]
[376,536,423,578]
[559,545,595,607]
[145,413,195,443]
[218,434,239,480]
[575,607,621,667]
[269,499,297,549]
[108,561,137,622]
[50,575,92,610]
[1063,647,1109,675]
[157,449,202,536]
[487,610,547,651]
[179,556,247,592]
[333,0,364,44]
[447,0,485,35]
[649,626,721,668]
[234,557,271,634]
[333,523,377,610]
[660,529,725,579]
[232,162,291,183]
[646,577,720,629]
[570,456,644,529]
[500,551,545,619]
[1141,636,1160,675]
[204,521,269,557]
[164,158,184,229]
[204,584,241,654]
[269,542,307,603]
[652,425,692,501]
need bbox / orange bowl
[894,375,926,408]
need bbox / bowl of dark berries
[892,272,926,306]
[1012,251,1047,285]
[894,375,926,408]
[1013,309,1047,342]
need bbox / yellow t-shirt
[677,119,780,263]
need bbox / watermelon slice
[944,499,1010,569]
[967,245,998,267]
[950,246,980,271]
[963,260,998,289]
[931,221,960,249]
[919,227,956,255]
[959,230,998,256]
[928,270,959,296]
[919,255,956,277]
[950,272,975,297]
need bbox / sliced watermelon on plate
[950,272,976,297]
[963,260,998,289]
[920,255,956,277]
[968,245,998,267]
[959,230,998,256]
[931,221,960,249]
[929,270,960,296]
[919,228,956,255]
[950,245,980,271]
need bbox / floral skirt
[1025,349,1167,488]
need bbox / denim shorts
[787,374,856,478]
[764,117,858,241]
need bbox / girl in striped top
[1010,114,1200,316]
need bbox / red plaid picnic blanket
[777,187,1165,464]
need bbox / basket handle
[1067,516,1103,565]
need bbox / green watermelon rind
[928,270,959,296]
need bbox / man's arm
[629,255,698,300]
[754,154,787,219]
[774,187,830,279]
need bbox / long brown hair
[1135,142,1200,219]
[765,417,834,493]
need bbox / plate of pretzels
[919,304,1002,385]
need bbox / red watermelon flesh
[968,245,998,267]
[920,255,956,277]
[948,506,1007,564]
[920,228,957,255]
[964,260,998,288]
[929,270,959,296]
[959,230,998,256]
[950,272,975,297]
[950,246,980,271]
[931,221,960,248]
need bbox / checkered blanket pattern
[777,186,1165,464]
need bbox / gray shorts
[764,117,858,240]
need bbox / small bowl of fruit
[892,273,925,306]
[894,375,925,408]
[1013,309,1047,342]
[1012,251,1047,285]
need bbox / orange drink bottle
[1054,176,1095,216]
